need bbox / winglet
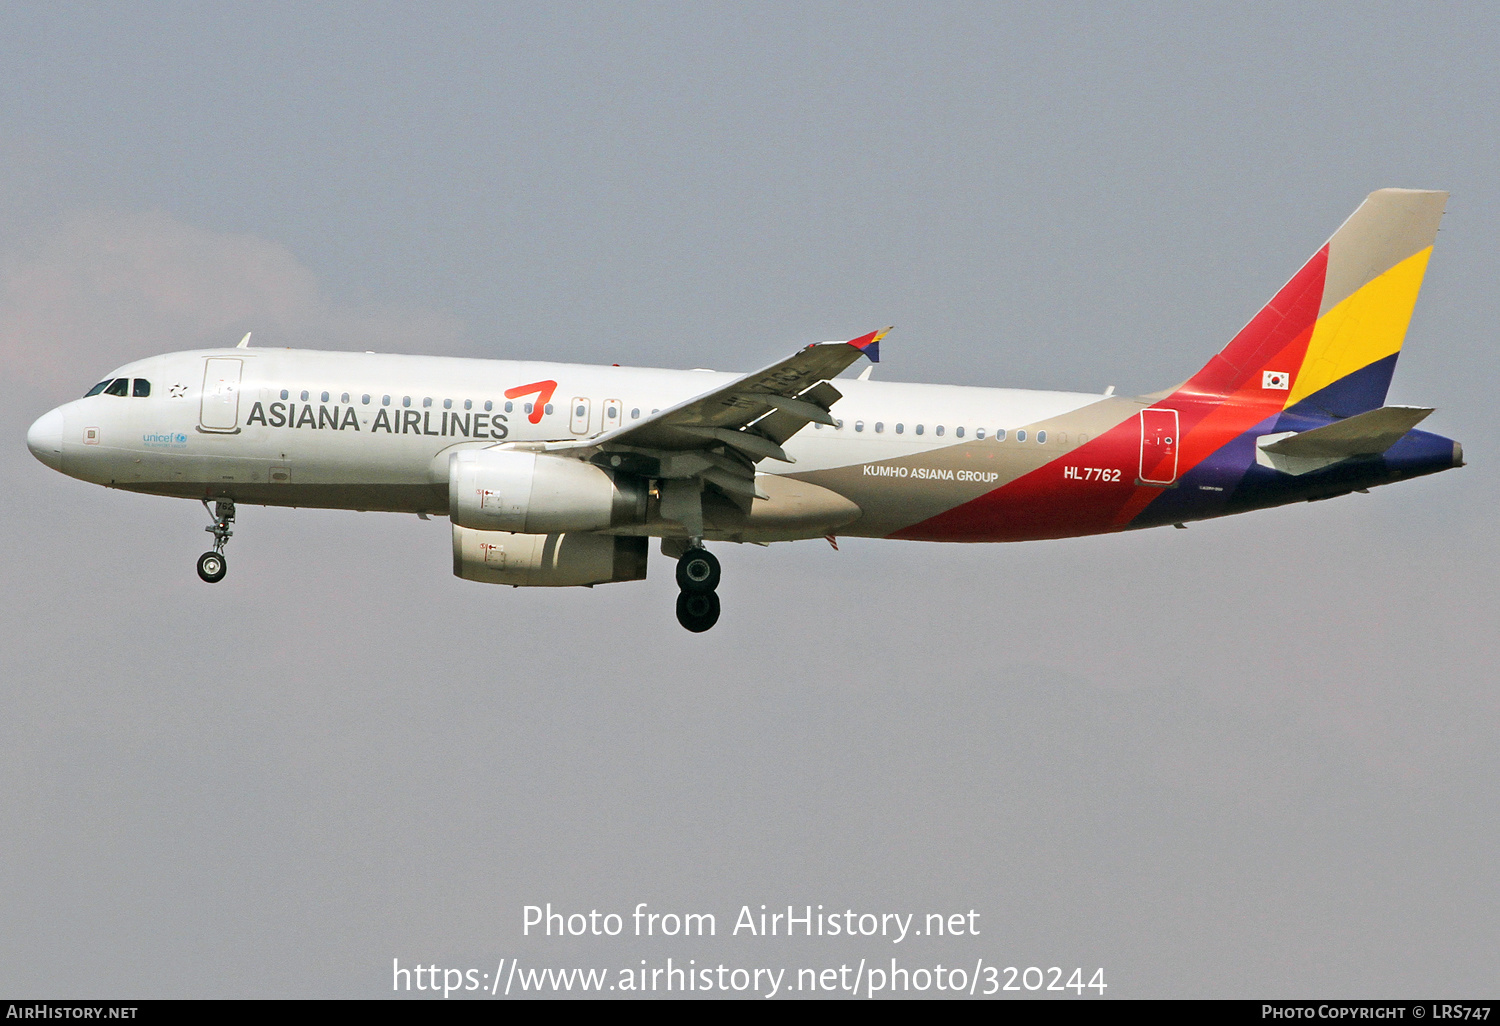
[847,326,890,364]
[237,332,252,349]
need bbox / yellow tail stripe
[1287,245,1432,408]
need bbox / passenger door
[199,358,243,433]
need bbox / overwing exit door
[569,396,592,435]
[199,358,243,433]
[602,398,623,433]
[1138,408,1179,485]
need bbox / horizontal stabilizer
[1256,405,1433,475]
[1263,406,1433,457]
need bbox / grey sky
[2,2,1496,997]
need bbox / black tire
[675,591,721,632]
[675,547,721,593]
[197,551,227,584]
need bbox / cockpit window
[103,378,130,397]
[132,379,151,397]
[85,380,112,397]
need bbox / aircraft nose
[27,407,65,471]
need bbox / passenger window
[915,424,924,435]
[423,397,432,408]
[544,403,554,415]
[280,389,289,400]
[875,422,884,433]
[1079,433,1089,444]
[956,426,964,438]
[484,400,493,412]
[382,395,391,406]
[576,404,586,417]
[524,402,533,414]
[104,378,129,397]
[402,396,411,408]
[631,408,641,419]
[301,390,310,401]
[835,419,844,429]
[1037,430,1047,444]
[132,379,151,397]
[997,428,1007,441]
[464,399,472,410]
[1016,429,1027,442]
[896,423,904,434]
[976,428,986,439]
[341,393,350,404]
[361,394,371,405]
[504,401,513,413]
[321,391,330,403]
[443,399,452,410]
[935,425,944,436]
[85,380,112,397]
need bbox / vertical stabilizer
[1183,189,1447,418]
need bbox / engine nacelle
[449,448,646,533]
[452,526,648,587]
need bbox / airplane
[26,189,1462,632]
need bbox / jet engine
[448,448,646,533]
[452,526,648,587]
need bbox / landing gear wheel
[196,550,227,583]
[197,498,235,583]
[675,548,721,593]
[676,591,721,632]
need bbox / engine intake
[449,448,646,533]
[453,526,648,587]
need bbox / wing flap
[740,391,838,426]
[753,380,846,444]
[677,426,793,463]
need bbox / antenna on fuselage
[237,332,252,349]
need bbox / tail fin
[1184,189,1447,417]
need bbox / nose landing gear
[674,545,721,632]
[197,498,234,583]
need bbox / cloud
[0,208,465,397]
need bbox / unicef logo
[141,431,190,447]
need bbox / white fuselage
[34,347,1102,536]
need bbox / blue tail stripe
[1285,352,1400,420]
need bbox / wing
[587,327,885,457]
[544,328,887,515]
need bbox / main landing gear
[674,545,721,633]
[197,498,234,583]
